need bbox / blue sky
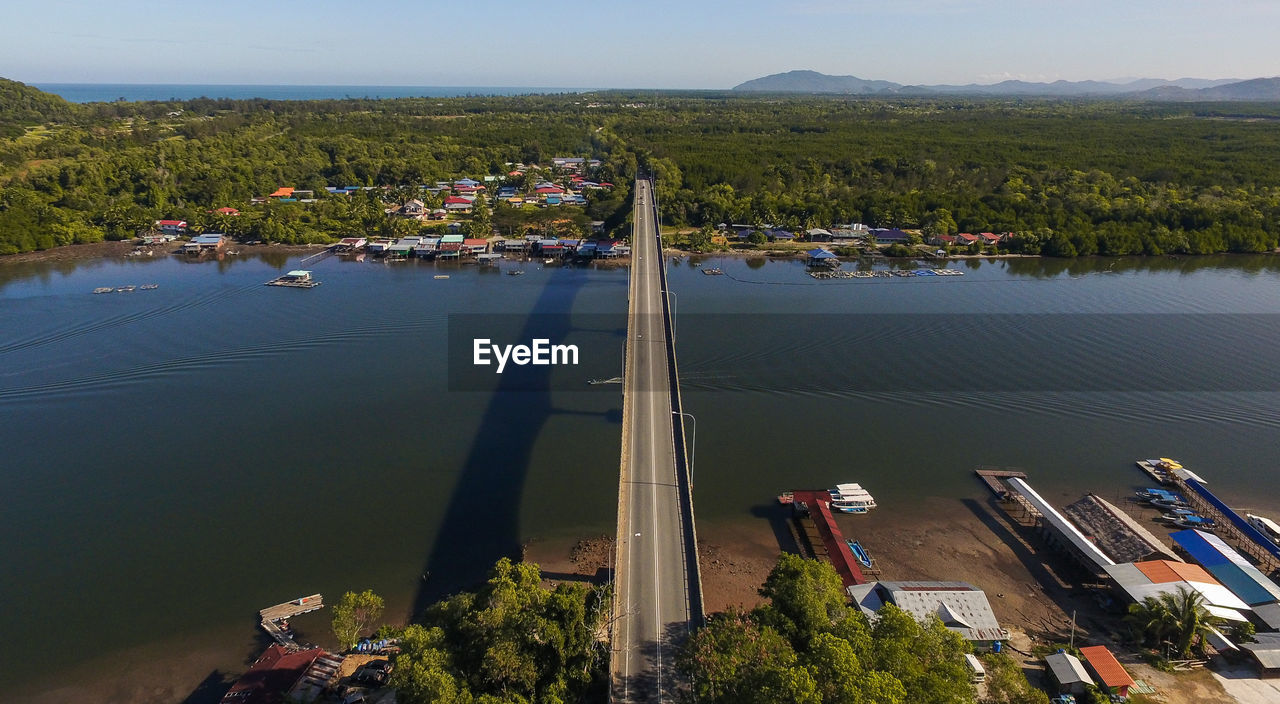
[3,0,1277,87]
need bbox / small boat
[1247,514,1280,546]
[846,539,873,567]
[543,258,554,264]
[139,284,159,290]
[829,482,876,513]
[115,285,136,293]
[1135,488,1185,504]
[702,268,724,276]
[434,275,450,280]
[1157,512,1216,529]
[1150,497,1190,510]
[507,270,525,276]
[93,287,114,294]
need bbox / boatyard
[734,459,1280,702]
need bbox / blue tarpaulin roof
[1184,480,1280,561]
[1171,529,1280,606]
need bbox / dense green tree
[331,589,386,651]
[681,555,989,704]
[392,558,608,704]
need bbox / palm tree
[1161,587,1222,658]
[1126,587,1222,659]
[1125,596,1177,652]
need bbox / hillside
[1138,77,1280,101]
[732,70,1266,98]
[732,70,901,94]
[0,77,77,134]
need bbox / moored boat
[1247,513,1280,546]
[846,539,874,567]
[829,482,876,513]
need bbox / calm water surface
[2,251,1280,699]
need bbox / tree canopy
[390,558,610,704]
[679,554,977,704]
[3,83,1278,257]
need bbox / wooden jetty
[975,468,1028,499]
[259,594,324,650]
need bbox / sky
[2,0,1278,88]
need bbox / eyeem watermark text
[473,338,579,374]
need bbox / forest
[2,77,1279,257]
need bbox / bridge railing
[650,177,706,627]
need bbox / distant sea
[33,83,590,103]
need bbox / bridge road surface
[612,179,693,702]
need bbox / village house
[806,227,833,242]
[413,237,441,258]
[1044,651,1092,696]
[268,187,295,200]
[180,233,226,255]
[443,196,474,213]
[155,219,188,235]
[871,228,912,244]
[218,644,344,704]
[847,581,1009,651]
[334,237,366,252]
[395,199,426,219]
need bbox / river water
[2,251,1279,699]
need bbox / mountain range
[731,70,1280,100]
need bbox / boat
[507,270,525,276]
[1156,512,1216,529]
[846,539,873,567]
[829,482,876,513]
[93,287,114,294]
[434,275,450,279]
[1150,497,1190,510]
[1173,514,1216,530]
[702,268,723,276]
[114,285,136,293]
[1247,514,1280,546]
[139,284,159,290]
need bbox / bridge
[611,178,704,702]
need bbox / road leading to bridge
[611,179,700,702]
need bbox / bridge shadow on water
[411,268,627,616]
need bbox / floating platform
[266,270,320,288]
[1136,458,1181,486]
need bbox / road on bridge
[612,178,696,702]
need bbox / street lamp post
[672,410,696,487]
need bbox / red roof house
[1079,646,1135,698]
[268,187,295,198]
[220,645,327,704]
[214,207,241,216]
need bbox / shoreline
[4,237,1277,270]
